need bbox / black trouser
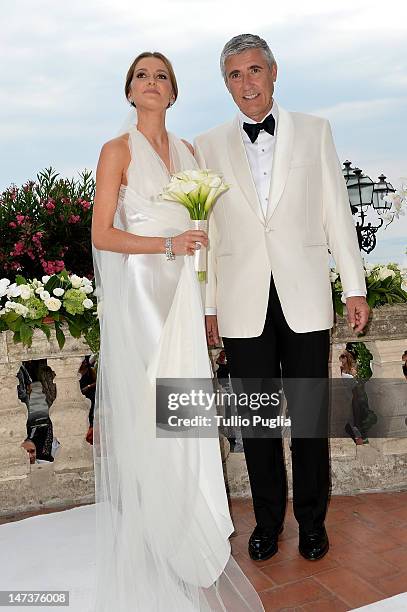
[223,273,331,533]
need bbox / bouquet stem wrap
[192,219,208,282]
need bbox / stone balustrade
[0,304,406,516]
[0,327,94,516]
[226,303,407,497]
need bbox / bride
[90,52,264,611]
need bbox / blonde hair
[125,52,178,108]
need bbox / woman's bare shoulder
[100,134,130,159]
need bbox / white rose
[39,290,51,301]
[70,274,82,288]
[82,284,93,294]
[377,267,395,281]
[329,270,339,283]
[6,283,22,298]
[19,285,32,300]
[42,275,51,284]
[53,288,65,297]
[81,277,93,286]
[44,297,62,312]
[82,298,93,309]
[4,301,14,311]
[13,303,29,317]
[0,278,11,298]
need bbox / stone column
[49,354,94,472]
[0,357,28,481]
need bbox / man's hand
[346,296,370,334]
[21,440,35,452]
[205,315,220,347]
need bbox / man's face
[21,440,36,464]
[225,48,277,122]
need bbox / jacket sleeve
[194,139,218,311]
[321,120,366,295]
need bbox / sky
[1,0,406,262]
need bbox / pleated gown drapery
[91,127,265,611]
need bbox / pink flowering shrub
[0,168,95,281]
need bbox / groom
[194,34,369,562]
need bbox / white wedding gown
[91,127,264,611]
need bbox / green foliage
[0,167,95,281]
[332,263,407,316]
[0,270,99,351]
[346,342,373,380]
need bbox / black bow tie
[243,114,275,143]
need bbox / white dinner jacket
[194,104,366,337]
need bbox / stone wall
[225,304,407,498]
[0,304,406,516]
[0,328,94,516]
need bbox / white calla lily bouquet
[160,169,229,281]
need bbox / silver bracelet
[165,237,175,261]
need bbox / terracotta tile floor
[1,492,406,611]
[229,491,407,611]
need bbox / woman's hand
[172,230,208,256]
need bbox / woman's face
[128,57,174,112]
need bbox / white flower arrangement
[0,270,99,348]
[330,262,407,315]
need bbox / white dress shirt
[205,101,365,316]
[239,104,278,219]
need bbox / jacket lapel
[266,106,295,223]
[227,116,265,224]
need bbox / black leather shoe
[299,526,329,560]
[248,524,283,561]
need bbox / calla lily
[160,168,229,220]
[204,184,229,213]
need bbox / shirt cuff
[205,307,217,315]
[341,289,367,304]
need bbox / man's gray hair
[220,34,276,82]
